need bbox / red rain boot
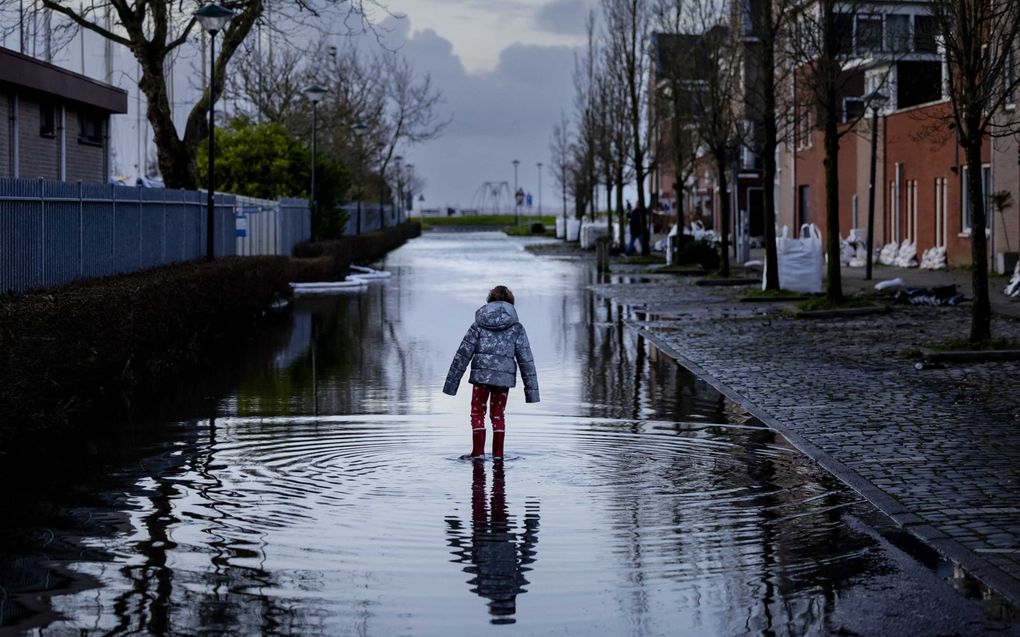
[463,429,486,459]
[492,430,505,459]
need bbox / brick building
[0,46,127,183]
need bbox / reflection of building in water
[445,462,540,624]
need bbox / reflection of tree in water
[445,461,540,625]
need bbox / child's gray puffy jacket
[443,301,540,403]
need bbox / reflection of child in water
[443,286,540,459]
[445,461,540,624]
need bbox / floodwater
[2,232,1017,636]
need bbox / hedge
[0,221,420,465]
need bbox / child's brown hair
[487,285,515,305]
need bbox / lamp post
[405,164,414,215]
[537,162,543,219]
[864,91,888,280]
[393,155,403,226]
[303,84,327,234]
[194,3,234,261]
[512,159,520,225]
[352,122,368,235]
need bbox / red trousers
[469,384,509,458]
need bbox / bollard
[596,236,610,273]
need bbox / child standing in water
[444,286,540,459]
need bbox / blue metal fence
[0,177,310,295]
[234,195,311,257]
[339,202,401,236]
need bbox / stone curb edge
[627,320,1020,608]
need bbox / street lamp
[194,3,234,261]
[303,84,328,232]
[864,90,889,280]
[512,159,520,226]
[352,122,368,235]
[405,164,415,215]
[393,155,404,225]
[537,162,543,219]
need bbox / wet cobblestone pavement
[587,267,1020,606]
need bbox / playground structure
[470,181,514,215]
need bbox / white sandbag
[893,239,918,268]
[1005,261,1020,298]
[878,242,899,266]
[920,246,947,270]
[875,277,904,291]
[840,238,855,265]
[556,217,565,239]
[763,224,823,293]
[580,221,610,249]
[566,218,581,242]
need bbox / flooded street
[3,232,1017,635]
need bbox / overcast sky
[375,0,593,212]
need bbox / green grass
[795,294,876,312]
[416,214,556,230]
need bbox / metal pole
[865,106,879,280]
[357,158,363,235]
[310,102,317,232]
[206,32,216,261]
[513,161,519,226]
[537,162,543,217]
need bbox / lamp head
[512,159,520,167]
[864,90,889,111]
[303,84,328,105]
[352,123,368,135]
[194,4,235,35]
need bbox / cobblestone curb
[588,276,1020,608]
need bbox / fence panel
[1,178,304,295]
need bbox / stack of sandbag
[893,239,918,268]
[840,238,855,265]
[580,221,610,249]
[1005,262,1020,298]
[878,242,899,265]
[920,246,948,270]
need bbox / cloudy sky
[372,0,593,211]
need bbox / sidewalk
[587,257,1020,606]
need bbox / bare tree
[571,14,600,221]
[787,0,894,301]
[602,0,653,253]
[928,0,1020,342]
[744,0,797,290]
[19,0,384,189]
[550,111,573,227]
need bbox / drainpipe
[11,94,19,178]
[59,104,66,180]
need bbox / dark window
[886,15,910,53]
[78,112,103,145]
[914,15,937,53]
[856,16,883,53]
[1007,46,1016,105]
[39,104,55,137]
[834,13,853,56]
[843,97,866,122]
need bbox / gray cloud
[398,26,577,207]
[533,0,590,35]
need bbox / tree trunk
[964,132,991,342]
[615,167,625,250]
[759,6,780,291]
[716,156,731,277]
[138,53,199,189]
[823,104,843,302]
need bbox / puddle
[1,232,1016,636]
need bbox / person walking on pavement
[444,286,540,460]
[626,201,643,256]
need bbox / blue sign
[526,193,533,207]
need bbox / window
[843,97,866,122]
[961,165,991,232]
[857,16,883,53]
[914,15,937,54]
[886,15,910,53]
[39,104,56,137]
[78,112,103,145]
[834,13,854,56]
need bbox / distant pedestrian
[444,285,540,459]
[626,204,644,256]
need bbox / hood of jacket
[475,301,519,331]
